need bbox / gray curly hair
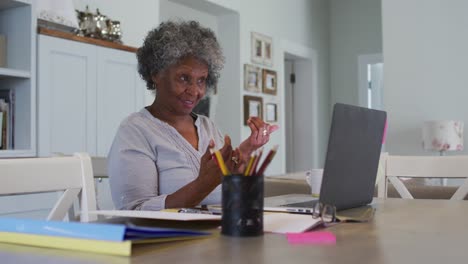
[137,20,225,92]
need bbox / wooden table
[1,199,467,264]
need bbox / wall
[329,0,382,107]
[238,0,330,173]
[382,0,468,156]
[160,0,218,31]
[72,0,330,176]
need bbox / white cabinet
[37,35,96,156]
[37,35,145,157]
[96,47,145,156]
[0,0,36,157]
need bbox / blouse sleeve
[108,122,167,211]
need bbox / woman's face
[153,56,208,116]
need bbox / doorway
[358,53,384,110]
[284,59,295,172]
[284,52,317,173]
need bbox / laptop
[264,103,387,213]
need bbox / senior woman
[108,20,278,211]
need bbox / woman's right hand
[197,136,233,187]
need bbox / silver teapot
[94,9,108,38]
[107,20,122,43]
[76,6,122,43]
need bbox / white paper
[89,210,321,233]
[249,101,260,117]
[88,210,221,221]
[263,213,321,233]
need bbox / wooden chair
[377,155,468,200]
[0,153,97,222]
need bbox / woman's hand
[203,135,247,176]
[217,136,247,175]
[239,116,279,159]
[226,147,247,174]
[167,138,228,208]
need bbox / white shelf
[0,149,35,158]
[0,0,29,10]
[0,0,36,157]
[0,68,31,79]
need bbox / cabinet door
[37,35,97,156]
[96,47,145,156]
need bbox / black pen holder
[221,174,264,237]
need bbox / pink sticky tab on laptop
[286,231,336,245]
[382,119,388,144]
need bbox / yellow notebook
[0,231,132,256]
[0,232,214,256]
[0,218,212,256]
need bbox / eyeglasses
[312,202,337,224]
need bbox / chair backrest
[376,152,388,197]
[91,156,108,178]
[378,155,468,200]
[0,153,97,222]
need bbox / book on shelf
[0,111,2,149]
[0,100,7,149]
[0,89,14,149]
[0,218,212,257]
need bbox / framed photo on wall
[251,32,273,67]
[262,69,277,95]
[243,95,263,125]
[265,103,277,122]
[244,64,262,93]
[251,32,264,65]
[192,96,210,117]
[263,37,273,67]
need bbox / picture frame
[244,64,262,93]
[265,103,277,122]
[243,95,263,125]
[251,32,273,67]
[251,32,264,65]
[262,69,277,95]
[263,37,273,67]
[192,96,210,117]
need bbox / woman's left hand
[239,116,279,158]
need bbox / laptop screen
[319,103,387,211]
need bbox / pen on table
[256,145,279,176]
[250,147,264,176]
[178,208,220,215]
[210,148,231,176]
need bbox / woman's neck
[147,103,193,127]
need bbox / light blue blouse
[108,108,224,210]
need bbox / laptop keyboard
[281,200,318,208]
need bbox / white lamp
[422,120,464,186]
[422,120,464,155]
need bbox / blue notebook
[0,217,210,241]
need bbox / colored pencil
[244,152,256,176]
[256,145,279,176]
[250,147,264,176]
[210,148,231,176]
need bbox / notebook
[0,217,211,256]
[264,103,387,213]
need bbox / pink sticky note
[286,231,336,245]
[382,119,388,144]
